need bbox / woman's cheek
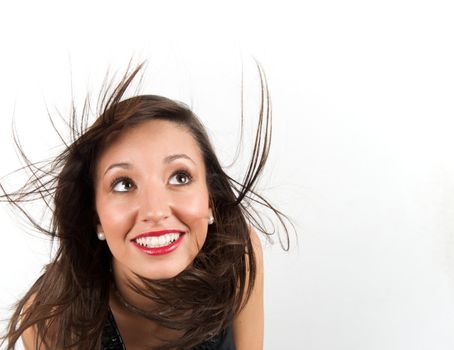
[172,189,210,223]
[99,200,137,237]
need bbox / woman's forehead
[96,120,204,172]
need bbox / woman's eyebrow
[103,155,194,176]
[164,154,195,164]
[104,162,132,175]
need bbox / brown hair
[0,62,291,349]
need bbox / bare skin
[232,229,264,350]
[21,120,264,349]
[106,229,264,350]
[21,232,264,350]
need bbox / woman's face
[95,119,212,281]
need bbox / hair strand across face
[0,61,293,350]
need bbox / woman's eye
[169,171,192,185]
[111,178,135,192]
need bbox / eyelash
[169,169,193,185]
[110,176,135,192]
[109,169,193,192]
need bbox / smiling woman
[0,63,290,350]
[96,120,212,281]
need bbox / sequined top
[101,309,236,350]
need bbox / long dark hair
[0,62,291,349]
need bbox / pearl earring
[208,216,214,225]
[97,231,106,241]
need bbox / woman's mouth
[131,230,185,256]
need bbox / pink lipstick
[131,230,185,256]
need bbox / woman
[1,63,289,349]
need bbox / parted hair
[0,62,290,349]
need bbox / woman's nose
[138,182,171,224]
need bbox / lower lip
[132,234,185,256]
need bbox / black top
[101,309,236,350]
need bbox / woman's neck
[111,270,159,316]
[108,282,183,349]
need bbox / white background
[1,1,454,349]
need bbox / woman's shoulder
[20,293,44,350]
[231,227,264,350]
[20,291,62,350]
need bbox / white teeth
[135,233,181,248]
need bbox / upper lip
[131,229,186,241]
